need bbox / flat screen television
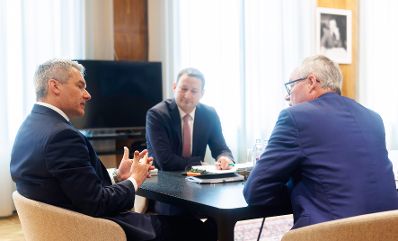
[70,60,162,131]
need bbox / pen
[228,163,235,166]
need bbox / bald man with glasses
[244,55,398,229]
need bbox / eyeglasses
[284,77,307,96]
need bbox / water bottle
[252,139,264,165]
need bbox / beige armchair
[12,191,126,241]
[281,210,398,241]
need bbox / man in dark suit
[146,67,234,171]
[145,68,234,216]
[243,55,398,228]
[10,59,216,241]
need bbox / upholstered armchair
[12,191,126,241]
[281,210,398,241]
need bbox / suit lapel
[82,134,112,184]
[192,104,203,156]
[169,100,183,153]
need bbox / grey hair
[34,59,85,100]
[295,55,342,94]
[176,67,205,89]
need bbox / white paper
[191,165,237,174]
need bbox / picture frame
[316,7,352,64]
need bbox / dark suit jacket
[243,93,398,228]
[10,104,158,241]
[146,98,233,171]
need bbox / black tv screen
[70,60,162,130]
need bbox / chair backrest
[12,191,126,241]
[281,210,398,241]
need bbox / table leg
[215,215,237,241]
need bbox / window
[0,0,86,217]
[359,0,398,150]
[149,0,316,161]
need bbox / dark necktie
[182,114,191,157]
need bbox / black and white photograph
[317,7,352,64]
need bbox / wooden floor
[0,213,24,241]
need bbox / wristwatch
[112,168,121,183]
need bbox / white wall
[84,0,114,60]
[148,0,178,99]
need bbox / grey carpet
[234,214,293,241]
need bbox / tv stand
[80,128,147,168]
[82,128,145,139]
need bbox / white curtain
[148,0,316,162]
[0,0,114,217]
[359,0,398,151]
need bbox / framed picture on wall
[316,7,352,64]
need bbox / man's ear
[307,74,318,92]
[48,79,61,96]
[200,88,205,98]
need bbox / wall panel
[317,0,358,99]
[113,0,148,61]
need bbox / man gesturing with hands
[114,146,154,188]
[10,59,217,241]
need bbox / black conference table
[137,171,291,241]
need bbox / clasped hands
[117,146,155,187]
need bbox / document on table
[185,172,244,184]
[191,165,237,174]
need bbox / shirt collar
[36,102,70,122]
[177,107,196,120]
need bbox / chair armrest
[282,210,398,241]
[13,191,126,241]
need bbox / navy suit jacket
[11,104,158,240]
[146,98,233,171]
[243,93,398,228]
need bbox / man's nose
[84,90,91,100]
[184,91,193,98]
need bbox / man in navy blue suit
[145,68,234,215]
[146,67,234,171]
[10,59,216,241]
[244,55,398,228]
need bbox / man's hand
[117,146,134,181]
[129,149,153,187]
[215,156,234,170]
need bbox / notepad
[191,165,237,174]
[185,172,245,184]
